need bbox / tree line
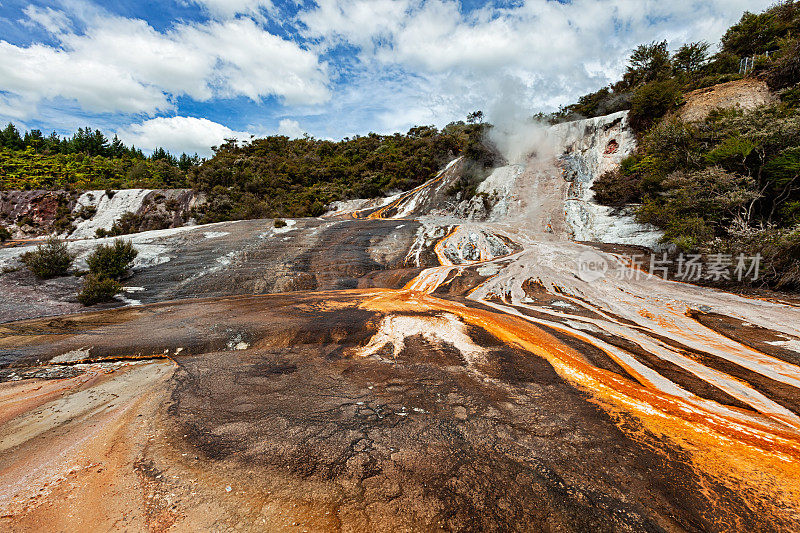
[549,0,800,129]
[0,123,204,190]
[0,123,200,170]
[0,115,500,220]
[190,120,499,223]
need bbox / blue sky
[0,0,773,155]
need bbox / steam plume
[486,77,556,165]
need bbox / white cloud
[301,0,776,124]
[0,40,171,114]
[117,116,252,156]
[277,119,305,138]
[21,6,73,35]
[301,0,412,49]
[189,0,272,18]
[0,0,781,141]
[178,18,330,105]
[0,8,330,118]
[0,94,36,122]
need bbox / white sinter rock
[70,189,152,239]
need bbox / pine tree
[0,123,24,150]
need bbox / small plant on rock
[20,237,74,279]
[77,274,123,306]
[86,239,138,280]
[78,239,138,306]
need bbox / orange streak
[365,288,800,460]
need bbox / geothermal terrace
[1,113,800,531]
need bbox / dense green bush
[592,100,800,287]
[625,41,673,86]
[95,212,159,238]
[712,226,800,290]
[767,38,800,89]
[0,123,197,191]
[0,225,10,242]
[637,168,758,250]
[190,121,500,222]
[20,237,74,279]
[781,86,800,108]
[629,81,684,131]
[86,239,138,280]
[77,274,123,306]
[76,239,137,305]
[591,170,641,206]
[721,1,800,57]
[0,148,191,191]
[110,212,142,236]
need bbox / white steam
[487,77,556,165]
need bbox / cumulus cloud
[0,7,330,118]
[117,116,252,156]
[301,0,412,49]
[302,0,775,121]
[178,18,330,105]
[0,40,170,114]
[0,94,36,122]
[277,119,306,138]
[305,0,772,76]
[0,0,779,141]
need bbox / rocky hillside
[0,188,202,240]
[679,77,778,122]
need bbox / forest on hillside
[189,121,497,223]
[0,124,196,190]
[585,0,800,289]
[0,118,498,223]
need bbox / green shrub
[0,225,10,242]
[86,239,138,280]
[108,212,143,236]
[781,86,800,108]
[274,219,287,228]
[77,274,122,306]
[636,168,758,251]
[592,169,642,206]
[558,86,632,119]
[164,197,180,211]
[53,217,73,233]
[704,136,758,169]
[713,226,800,289]
[767,38,800,89]
[721,2,800,57]
[629,80,684,132]
[20,237,74,279]
[642,118,701,172]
